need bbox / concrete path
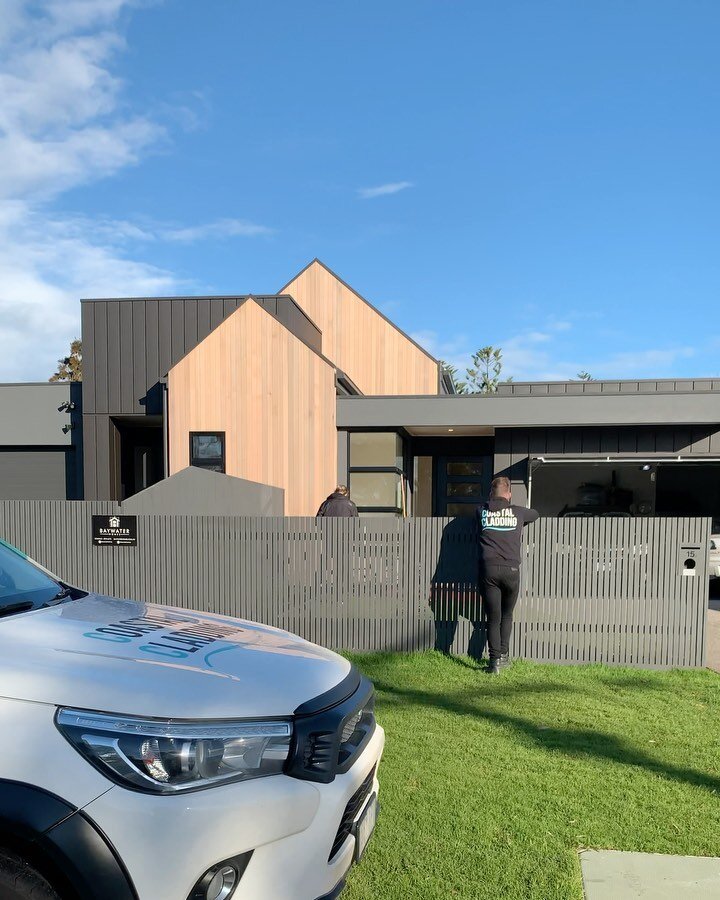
[707,596,720,673]
[580,850,720,899]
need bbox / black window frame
[189,431,226,474]
[348,431,406,517]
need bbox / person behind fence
[316,484,359,518]
[477,476,538,675]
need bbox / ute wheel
[0,849,61,900]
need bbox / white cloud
[548,320,572,333]
[0,206,180,381]
[0,1,271,382]
[357,181,413,199]
[0,0,175,381]
[409,330,469,369]
[161,218,273,242]
[0,3,162,202]
[498,331,695,382]
[593,347,695,378]
[416,321,697,384]
[57,214,274,245]
[488,331,563,381]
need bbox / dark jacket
[316,492,359,518]
[477,498,539,567]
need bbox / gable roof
[279,258,440,366]
[165,295,340,381]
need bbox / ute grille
[328,765,376,861]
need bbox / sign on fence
[92,514,137,547]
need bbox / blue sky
[2,0,719,382]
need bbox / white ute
[0,539,383,900]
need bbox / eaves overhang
[336,392,720,430]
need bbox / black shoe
[486,659,501,675]
[499,653,511,668]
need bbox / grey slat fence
[0,502,709,668]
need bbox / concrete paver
[707,597,720,673]
[580,850,720,899]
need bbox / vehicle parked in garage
[709,534,720,580]
[0,538,383,900]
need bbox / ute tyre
[0,850,61,900]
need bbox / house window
[349,432,405,516]
[349,432,403,469]
[190,432,225,473]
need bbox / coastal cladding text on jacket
[477,498,539,567]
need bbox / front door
[435,456,491,517]
[117,422,164,500]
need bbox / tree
[466,346,505,394]
[441,346,510,394]
[50,339,82,382]
[576,371,593,382]
[440,361,467,394]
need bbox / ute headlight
[56,709,292,794]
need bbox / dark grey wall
[119,466,284,516]
[82,296,244,418]
[0,383,83,499]
[0,450,68,499]
[0,383,75,445]
[257,295,322,355]
[82,294,322,499]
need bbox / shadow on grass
[439,653,486,672]
[373,679,720,795]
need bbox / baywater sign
[92,515,138,547]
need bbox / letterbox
[680,544,701,576]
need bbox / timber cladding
[168,300,337,516]
[281,260,440,396]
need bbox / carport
[529,458,720,525]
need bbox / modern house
[2,259,720,522]
[0,382,83,500]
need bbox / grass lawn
[342,652,720,900]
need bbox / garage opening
[530,459,720,528]
[655,463,720,525]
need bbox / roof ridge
[278,258,440,367]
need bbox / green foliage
[577,371,593,382]
[441,346,508,395]
[439,360,467,394]
[344,652,720,900]
[49,339,82,382]
[466,346,504,394]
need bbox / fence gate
[0,502,709,668]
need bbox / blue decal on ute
[82,613,243,662]
[204,643,238,668]
[83,631,132,643]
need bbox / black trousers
[481,564,521,660]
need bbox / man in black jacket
[477,476,538,674]
[316,485,359,518]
